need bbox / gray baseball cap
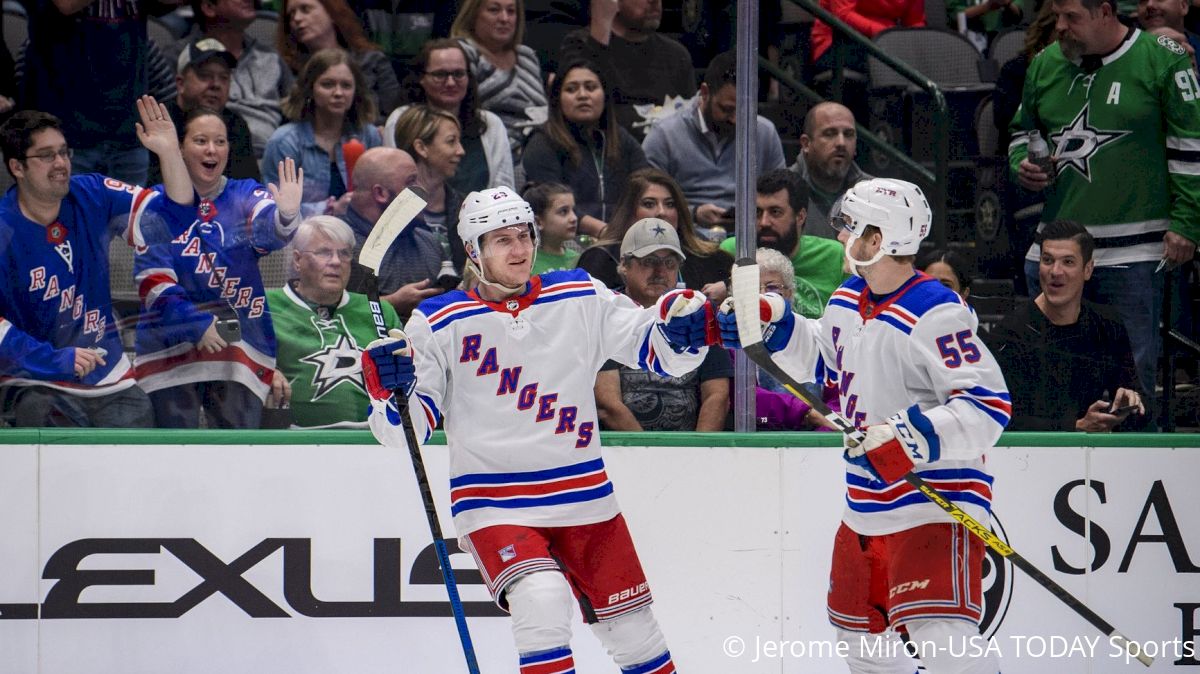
[620,218,686,259]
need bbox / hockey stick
[729,258,1154,668]
[359,187,481,674]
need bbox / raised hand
[134,95,180,158]
[268,157,304,223]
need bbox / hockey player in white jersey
[362,187,715,674]
[719,178,1010,674]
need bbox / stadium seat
[246,11,279,49]
[987,28,1027,69]
[4,8,26,62]
[147,16,177,54]
[258,248,292,288]
[108,239,140,353]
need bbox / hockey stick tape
[730,258,765,348]
[662,290,706,319]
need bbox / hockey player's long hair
[542,59,623,169]
[600,168,719,257]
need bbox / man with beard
[716,169,846,318]
[0,100,199,427]
[594,217,732,432]
[790,102,873,240]
[559,0,697,140]
[642,50,786,230]
[1009,0,1200,401]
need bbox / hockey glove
[361,328,416,400]
[844,408,934,484]
[716,293,794,352]
[655,289,718,352]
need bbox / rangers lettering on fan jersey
[775,273,1011,536]
[1009,29,1200,264]
[367,269,707,536]
[0,174,192,395]
[131,179,295,399]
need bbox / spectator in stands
[277,0,400,122]
[383,39,514,194]
[451,0,548,164]
[983,220,1146,431]
[577,167,733,291]
[642,50,786,230]
[714,169,846,318]
[182,0,294,157]
[133,109,301,428]
[594,217,732,431]
[392,104,467,272]
[1138,0,1200,67]
[948,0,1026,47]
[343,147,447,318]
[789,101,872,240]
[749,246,840,431]
[523,59,648,237]
[1010,0,1200,396]
[559,0,697,139]
[918,248,973,299]
[17,0,177,185]
[263,47,383,217]
[993,1,1058,150]
[266,215,401,428]
[524,182,581,274]
[0,20,13,119]
[810,0,925,74]
[350,0,456,84]
[149,38,259,185]
[0,99,196,427]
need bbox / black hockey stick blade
[729,257,1154,667]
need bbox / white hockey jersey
[368,269,708,536]
[775,273,1011,536]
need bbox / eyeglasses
[300,247,354,262]
[761,282,787,295]
[24,147,73,163]
[424,69,468,83]
[630,255,681,272]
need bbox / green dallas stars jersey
[1009,29,1200,265]
[266,284,401,429]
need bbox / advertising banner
[0,435,1195,673]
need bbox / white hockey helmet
[458,187,539,290]
[834,178,932,268]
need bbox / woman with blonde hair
[450,0,547,162]
[263,48,383,216]
[277,0,400,121]
[392,104,467,272]
[577,168,733,291]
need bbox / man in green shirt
[718,169,847,318]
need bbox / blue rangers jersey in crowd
[132,179,296,399]
[0,175,192,396]
[774,273,1011,536]
[368,269,708,537]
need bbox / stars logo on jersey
[299,332,365,400]
[1049,104,1131,182]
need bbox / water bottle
[436,259,462,291]
[1027,131,1055,184]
